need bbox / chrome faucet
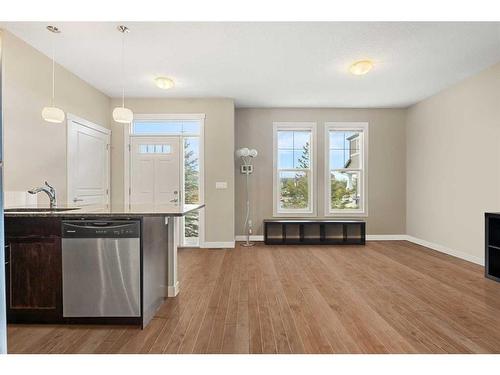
[28,181,57,208]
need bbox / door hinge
[128,144,131,151]
[106,144,110,150]
[106,189,109,195]
[129,187,131,195]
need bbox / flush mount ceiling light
[42,25,65,124]
[155,76,175,90]
[349,60,374,76]
[112,25,134,124]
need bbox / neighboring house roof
[346,133,359,141]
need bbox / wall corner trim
[366,235,407,241]
[167,281,180,297]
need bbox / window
[132,120,200,136]
[139,144,172,154]
[273,122,316,215]
[183,137,201,246]
[325,122,368,216]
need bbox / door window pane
[184,138,200,204]
[181,121,201,134]
[133,120,200,135]
[134,121,182,135]
[184,137,200,244]
[139,144,171,154]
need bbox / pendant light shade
[42,106,65,123]
[42,25,65,124]
[113,25,133,124]
[112,107,134,124]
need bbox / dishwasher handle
[62,220,140,238]
[64,222,133,229]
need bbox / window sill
[273,211,317,218]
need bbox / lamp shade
[236,148,250,158]
[42,106,65,123]
[113,107,134,123]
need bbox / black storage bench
[485,212,500,282]
[263,219,365,245]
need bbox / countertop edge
[4,204,205,218]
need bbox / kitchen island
[4,203,204,328]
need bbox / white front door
[130,137,181,206]
[67,116,110,206]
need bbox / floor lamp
[236,147,258,247]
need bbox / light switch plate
[216,181,228,189]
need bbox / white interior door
[130,137,181,206]
[67,116,110,206]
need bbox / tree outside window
[276,128,313,213]
[184,138,200,239]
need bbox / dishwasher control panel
[62,220,140,238]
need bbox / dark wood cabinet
[5,218,63,323]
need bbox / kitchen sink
[4,207,81,212]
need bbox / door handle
[170,190,179,204]
[73,198,84,203]
[5,244,10,265]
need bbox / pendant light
[112,25,134,124]
[42,25,65,123]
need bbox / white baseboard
[366,234,407,241]
[167,281,180,297]
[405,235,483,266]
[201,241,235,249]
[235,235,264,242]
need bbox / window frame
[324,122,368,217]
[272,122,317,217]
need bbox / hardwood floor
[7,241,500,354]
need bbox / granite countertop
[4,203,205,217]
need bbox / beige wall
[2,31,111,205]
[110,98,235,244]
[235,108,407,236]
[406,62,500,264]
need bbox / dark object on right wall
[485,212,500,282]
[263,219,365,245]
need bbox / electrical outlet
[240,165,253,174]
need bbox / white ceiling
[2,22,500,108]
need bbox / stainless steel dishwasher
[62,220,141,317]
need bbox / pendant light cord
[121,30,125,108]
[51,32,55,106]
